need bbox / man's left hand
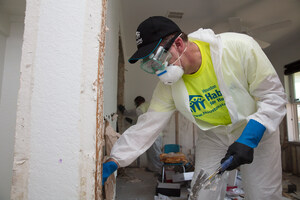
[221,142,253,171]
[102,160,118,185]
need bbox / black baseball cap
[128,16,182,64]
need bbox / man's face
[167,45,181,66]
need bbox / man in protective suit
[102,16,287,200]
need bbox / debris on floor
[154,193,173,200]
[116,167,158,200]
[117,167,142,183]
[116,167,300,200]
[282,172,300,200]
[156,182,181,197]
[224,170,245,200]
[128,178,142,183]
[225,186,245,200]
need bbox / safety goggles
[140,46,172,74]
[140,32,182,74]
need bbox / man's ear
[174,37,185,53]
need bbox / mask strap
[170,42,188,65]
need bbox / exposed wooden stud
[117,34,125,134]
[95,0,107,199]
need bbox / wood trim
[95,0,107,199]
[117,35,125,133]
[286,142,300,146]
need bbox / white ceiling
[1,0,299,57]
[121,0,300,59]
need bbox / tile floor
[116,167,189,200]
[115,167,159,200]
[116,167,300,200]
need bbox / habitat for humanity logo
[189,85,225,115]
[189,95,206,112]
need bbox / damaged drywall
[95,0,107,199]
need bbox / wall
[0,9,10,105]
[0,18,24,200]
[11,0,104,199]
[124,63,158,109]
[103,0,121,128]
[0,9,10,36]
[0,33,6,102]
[265,38,300,86]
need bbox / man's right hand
[221,142,253,171]
[102,161,118,185]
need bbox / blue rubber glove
[236,119,266,148]
[221,119,266,170]
[102,161,118,185]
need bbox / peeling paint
[80,177,87,199]
[16,160,27,165]
[92,79,97,91]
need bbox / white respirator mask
[155,46,186,85]
[155,64,184,85]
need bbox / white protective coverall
[110,29,287,200]
[137,102,163,173]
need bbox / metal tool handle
[220,156,233,172]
